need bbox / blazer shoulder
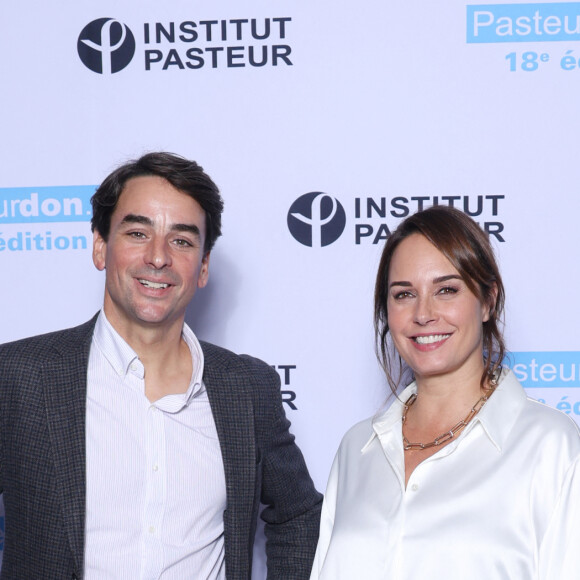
[0,314,98,364]
[200,340,278,383]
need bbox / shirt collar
[471,368,527,451]
[93,310,140,378]
[362,383,417,453]
[92,310,205,407]
[363,369,527,453]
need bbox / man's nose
[145,237,171,269]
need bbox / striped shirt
[84,311,226,579]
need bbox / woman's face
[387,234,489,383]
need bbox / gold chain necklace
[402,384,496,451]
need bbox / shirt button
[148,526,155,534]
[411,483,419,491]
[153,464,159,472]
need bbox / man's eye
[174,239,192,247]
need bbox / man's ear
[197,252,210,288]
[92,230,107,271]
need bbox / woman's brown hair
[374,205,505,394]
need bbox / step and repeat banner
[1,0,579,575]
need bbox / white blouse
[310,370,580,579]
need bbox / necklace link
[402,384,496,451]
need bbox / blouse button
[411,483,419,492]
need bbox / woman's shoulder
[509,389,580,462]
[502,369,580,441]
[521,396,580,440]
[335,416,376,454]
[336,392,408,453]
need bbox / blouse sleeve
[309,450,341,580]
[538,454,580,579]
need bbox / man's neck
[102,309,194,402]
[103,306,183,357]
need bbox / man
[0,152,322,579]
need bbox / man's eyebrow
[119,215,201,238]
[120,214,153,227]
[172,223,201,237]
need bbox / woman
[310,206,580,579]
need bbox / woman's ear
[483,283,499,322]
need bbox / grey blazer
[0,315,322,579]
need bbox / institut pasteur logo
[287,192,346,248]
[77,16,294,73]
[78,18,136,74]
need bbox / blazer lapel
[202,344,256,574]
[41,317,96,573]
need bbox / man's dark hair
[91,152,224,252]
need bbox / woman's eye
[439,286,458,295]
[393,291,413,300]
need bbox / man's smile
[138,278,170,289]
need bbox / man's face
[93,175,209,337]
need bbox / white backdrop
[1,0,579,575]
